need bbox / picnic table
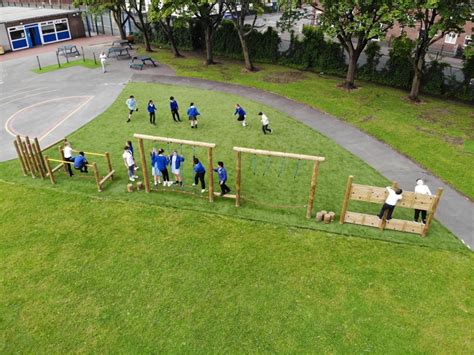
[57,45,80,57]
[112,40,133,49]
[136,56,157,67]
[107,46,131,59]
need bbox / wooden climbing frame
[133,133,217,202]
[233,146,325,219]
[339,175,443,237]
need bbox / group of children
[121,141,230,196]
[125,96,273,134]
[62,140,91,175]
[377,179,432,224]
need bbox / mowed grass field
[147,50,474,199]
[0,82,462,251]
[1,182,473,353]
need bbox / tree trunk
[142,28,152,52]
[237,31,254,71]
[160,20,183,58]
[112,10,126,40]
[204,26,215,65]
[344,52,360,89]
[409,56,424,101]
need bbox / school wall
[0,24,12,51]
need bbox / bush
[361,41,382,76]
[385,34,414,89]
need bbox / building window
[55,23,68,32]
[465,35,472,47]
[445,32,458,44]
[41,24,55,34]
[10,30,25,40]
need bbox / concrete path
[132,73,474,251]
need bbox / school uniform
[63,145,74,176]
[123,150,135,180]
[414,182,432,224]
[234,106,246,121]
[187,106,200,120]
[150,152,162,177]
[74,155,88,173]
[155,154,170,181]
[193,162,206,189]
[214,166,231,195]
[377,187,402,220]
[170,99,180,122]
[148,103,156,124]
[170,154,184,175]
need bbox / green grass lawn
[0,82,462,251]
[147,50,474,199]
[32,59,100,74]
[1,182,473,352]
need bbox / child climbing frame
[133,133,217,202]
[339,175,443,237]
[233,146,325,218]
[13,135,49,179]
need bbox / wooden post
[235,151,241,207]
[13,140,28,176]
[16,136,30,174]
[44,156,55,184]
[422,188,444,237]
[25,136,39,177]
[31,139,45,179]
[33,137,47,175]
[138,138,150,192]
[306,161,320,219]
[105,152,113,180]
[58,146,68,174]
[208,147,214,202]
[20,140,34,177]
[339,175,353,224]
[93,162,101,192]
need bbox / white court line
[39,96,93,141]
[0,89,58,109]
[5,95,93,139]
[0,87,44,102]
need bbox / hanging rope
[277,158,286,177]
[293,160,301,179]
[179,144,183,156]
[262,156,271,177]
[252,154,257,176]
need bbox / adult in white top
[123,146,138,182]
[63,140,74,177]
[99,51,107,73]
[258,112,273,135]
[414,179,432,224]
[377,186,403,221]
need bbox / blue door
[25,24,42,47]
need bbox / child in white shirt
[414,179,431,224]
[258,112,273,134]
[377,186,403,221]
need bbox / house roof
[0,6,79,24]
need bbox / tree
[311,0,403,89]
[73,0,128,40]
[149,0,184,57]
[224,0,264,71]
[401,0,473,101]
[121,0,153,52]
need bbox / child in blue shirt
[150,148,162,186]
[73,152,88,173]
[214,161,231,196]
[192,156,206,193]
[153,148,171,186]
[169,96,181,122]
[169,150,185,186]
[148,100,156,125]
[234,103,247,127]
[187,102,200,129]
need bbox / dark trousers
[160,168,170,181]
[378,203,395,220]
[65,157,74,176]
[172,109,180,122]
[262,124,272,134]
[75,163,88,173]
[220,181,231,194]
[194,172,205,189]
[414,209,427,223]
[149,112,155,124]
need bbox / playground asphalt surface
[0,37,472,250]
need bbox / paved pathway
[132,73,474,251]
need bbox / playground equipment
[339,176,443,236]
[134,133,217,202]
[233,146,325,218]
[13,135,115,192]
